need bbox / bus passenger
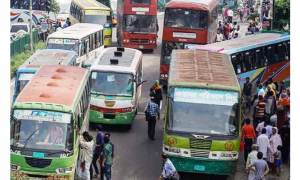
[44,124,64,144]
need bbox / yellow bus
[70,0,112,46]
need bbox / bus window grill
[190,150,210,158]
[114,51,122,57]
[25,157,52,168]
[190,138,212,150]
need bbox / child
[275,145,282,176]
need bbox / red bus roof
[17,65,88,107]
[166,0,219,11]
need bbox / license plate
[194,165,205,172]
[139,45,144,49]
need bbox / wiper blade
[47,150,73,155]
[23,129,39,149]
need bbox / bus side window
[95,31,100,48]
[100,31,104,46]
[277,43,285,62]
[32,0,40,10]
[287,41,290,59]
[81,40,86,56]
[75,105,80,131]
[243,51,252,72]
[266,45,274,65]
[89,35,93,51]
[254,48,263,68]
[231,54,239,74]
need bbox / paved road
[10,13,289,180]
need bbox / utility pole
[29,0,33,54]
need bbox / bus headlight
[161,74,165,78]
[164,146,181,153]
[10,164,20,171]
[164,74,168,78]
[220,152,238,159]
[56,166,73,174]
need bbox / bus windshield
[123,15,157,33]
[47,39,79,55]
[161,42,198,64]
[164,8,208,29]
[167,88,239,136]
[130,0,151,4]
[91,72,133,97]
[84,14,112,25]
[16,73,35,96]
[11,110,73,152]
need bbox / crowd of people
[77,125,115,180]
[242,77,290,179]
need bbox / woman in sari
[267,127,282,174]
[276,94,290,129]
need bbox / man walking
[253,95,266,129]
[243,77,252,113]
[159,154,179,180]
[105,133,115,161]
[144,97,160,140]
[248,152,269,180]
[246,144,258,180]
[91,125,104,179]
[257,128,270,160]
[242,118,256,162]
[102,136,113,180]
[227,7,233,23]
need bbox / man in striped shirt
[254,95,266,129]
[144,97,160,140]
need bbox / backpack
[149,89,156,97]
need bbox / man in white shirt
[246,144,258,180]
[258,83,265,97]
[256,118,265,136]
[216,29,224,42]
[257,128,270,160]
[160,154,179,180]
[77,131,94,180]
[227,7,233,23]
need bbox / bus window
[254,48,263,68]
[130,0,151,4]
[287,41,290,58]
[243,51,252,72]
[265,45,274,65]
[100,31,104,46]
[32,0,40,10]
[283,41,289,59]
[89,35,93,51]
[200,11,208,29]
[231,54,239,74]
[277,43,285,61]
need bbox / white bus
[10,0,56,25]
[88,47,145,130]
[46,23,104,65]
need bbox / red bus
[160,0,219,87]
[117,0,158,51]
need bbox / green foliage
[247,12,260,21]
[10,42,46,77]
[274,0,290,30]
[51,0,60,14]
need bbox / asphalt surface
[10,13,290,180]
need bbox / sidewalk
[232,108,290,180]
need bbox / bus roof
[166,0,219,11]
[47,23,104,40]
[169,49,239,89]
[205,33,290,54]
[15,65,88,107]
[18,49,76,70]
[73,0,110,10]
[90,47,142,74]
[193,45,224,52]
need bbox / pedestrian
[144,97,160,140]
[242,118,256,162]
[150,80,163,109]
[102,136,113,180]
[159,154,179,180]
[223,22,230,40]
[244,6,250,21]
[243,77,252,113]
[236,25,242,38]
[257,83,265,97]
[105,133,115,161]
[274,145,282,176]
[248,152,269,180]
[218,21,224,34]
[91,125,104,179]
[279,88,289,100]
[278,120,290,163]
[274,82,280,99]
[239,5,244,22]
[66,17,71,26]
[257,128,270,160]
[265,119,273,138]
[253,95,266,129]
[224,4,229,23]
[227,7,233,23]
[278,81,284,94]
[77,131,94,180]
[256,116,266,136]
[270,113,277,126]
[216,29,224,42]
[267,127,282,173]
[268,78,276,92]
[265,91,275,119]
[246,144,258,180]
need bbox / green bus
[10,65,91,179]
[163,49,241,175]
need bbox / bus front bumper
[121,43,157,50]
[10,170,74,180]
[89,110,134,124]
[167,154,237,176]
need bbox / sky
[56,0,71,13]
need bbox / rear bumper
[121,43,157,50]
[167,154,237,175]
[89,110,134,124]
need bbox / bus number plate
[194,165,205,172]
[139,45,144,49]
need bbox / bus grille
[190,139,212,150]
[131,39,149,44]
[190,150,210,158]
[25,157,52,168]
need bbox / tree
[274,0,290,30]
[51,0,60,14]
